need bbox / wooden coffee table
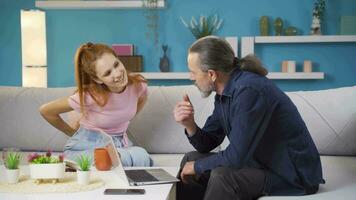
[0,165,179,200]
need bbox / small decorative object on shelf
[28,150,65,184]
[286,60,296,73]
[303,60,313,72]
[159,44,169,72]
[4,152,21,184]
[274,17,283,36]
[285,26,298,36]
[281,61,288,72]
[118,56,143,72]
[259,16,269,36]
[340,16,356,35]
[310,0,326,35]
[180,14,223,39]
[94,148,112,171]
[76,154,92,185]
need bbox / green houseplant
[5,152,21,184]
[310,0,326,35]
[76,154,92,185]
[180,14,223,39]
[28,150,65,184]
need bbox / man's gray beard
[196,83,214,98]
[200,90,212,98]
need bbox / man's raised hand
[173,94,197,136]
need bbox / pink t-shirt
[68,82,147,135]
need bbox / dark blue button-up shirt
[187,69,325,195]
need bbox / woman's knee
[127,146,151,167]
[117,149,133,166]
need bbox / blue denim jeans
[63,127,152,167]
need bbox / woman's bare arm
[39,97,77,137]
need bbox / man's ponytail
[238,54,268,76]
[189,36,268,76]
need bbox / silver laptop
[102,131,179,186]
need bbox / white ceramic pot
[29,163,65,180]
[6,169,20,184]
[77,170,90,185]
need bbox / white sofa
[0,85,356,199]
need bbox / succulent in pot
[76,154,92,185]
[5,152,21,184]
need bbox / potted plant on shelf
[76,154,92,185]
[4,152,21,184]
[310,0,326,35]
[180,14,223,39]
[28,150,65,184]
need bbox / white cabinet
[241,35,356,80]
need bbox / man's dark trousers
[177,151,267,200]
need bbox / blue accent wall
[1,0,355,91]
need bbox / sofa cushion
[1,85,355,155]
[286,86,356,156]
[150,154,184,167]
[0,87,75,152]
[259,156,356,200]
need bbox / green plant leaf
[5,152,21,170]
[76,154,92,171]
[180,13,223,39]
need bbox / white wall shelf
[240,35,356,80]
[242,35,356,57]
[137,72,324,80]
[254,35,356,43]
[35,1,165,9]
[266,72,324,79]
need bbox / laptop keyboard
[125,170,159,182]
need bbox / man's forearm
[185,123,198,136]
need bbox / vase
[6,169,20,184]
[29,163,65,184]
[159,45,170,72]
[94,148,112,171]
[259,16,269,36]
[274,17,283,36]
[77,170,90,185]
